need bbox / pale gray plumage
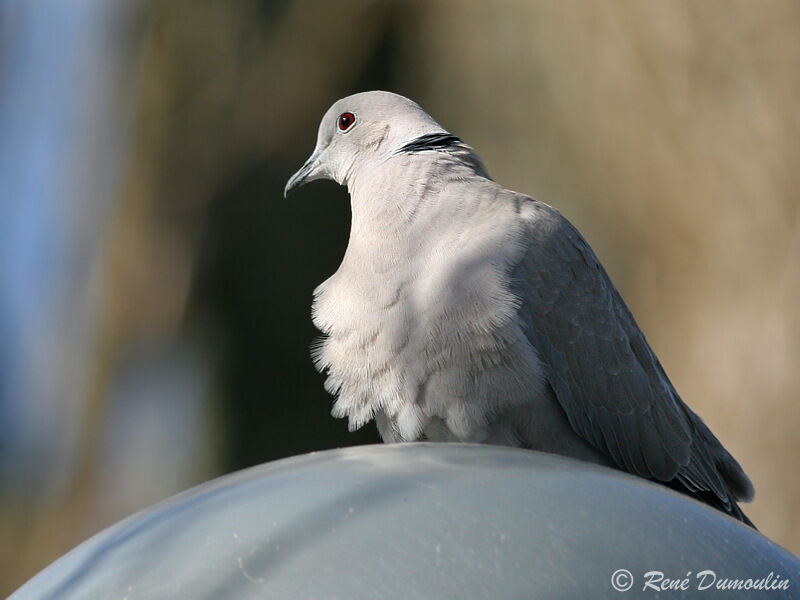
[285,91,755,525]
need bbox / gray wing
[517,199,754,516]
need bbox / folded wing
[517,198,754,523]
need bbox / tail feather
[690,410,754,503]
[666,481,756,529]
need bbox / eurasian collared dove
[285,91,755,526]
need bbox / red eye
[338,112,355,131]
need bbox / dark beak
[284,152,321,198]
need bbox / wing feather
[517,198,752,512]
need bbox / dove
[285,91,755,526]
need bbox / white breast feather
[311,167,546,442]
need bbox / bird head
[284,91,448,197]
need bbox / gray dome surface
[10,443,800,599]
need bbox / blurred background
[1,0,799,593]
